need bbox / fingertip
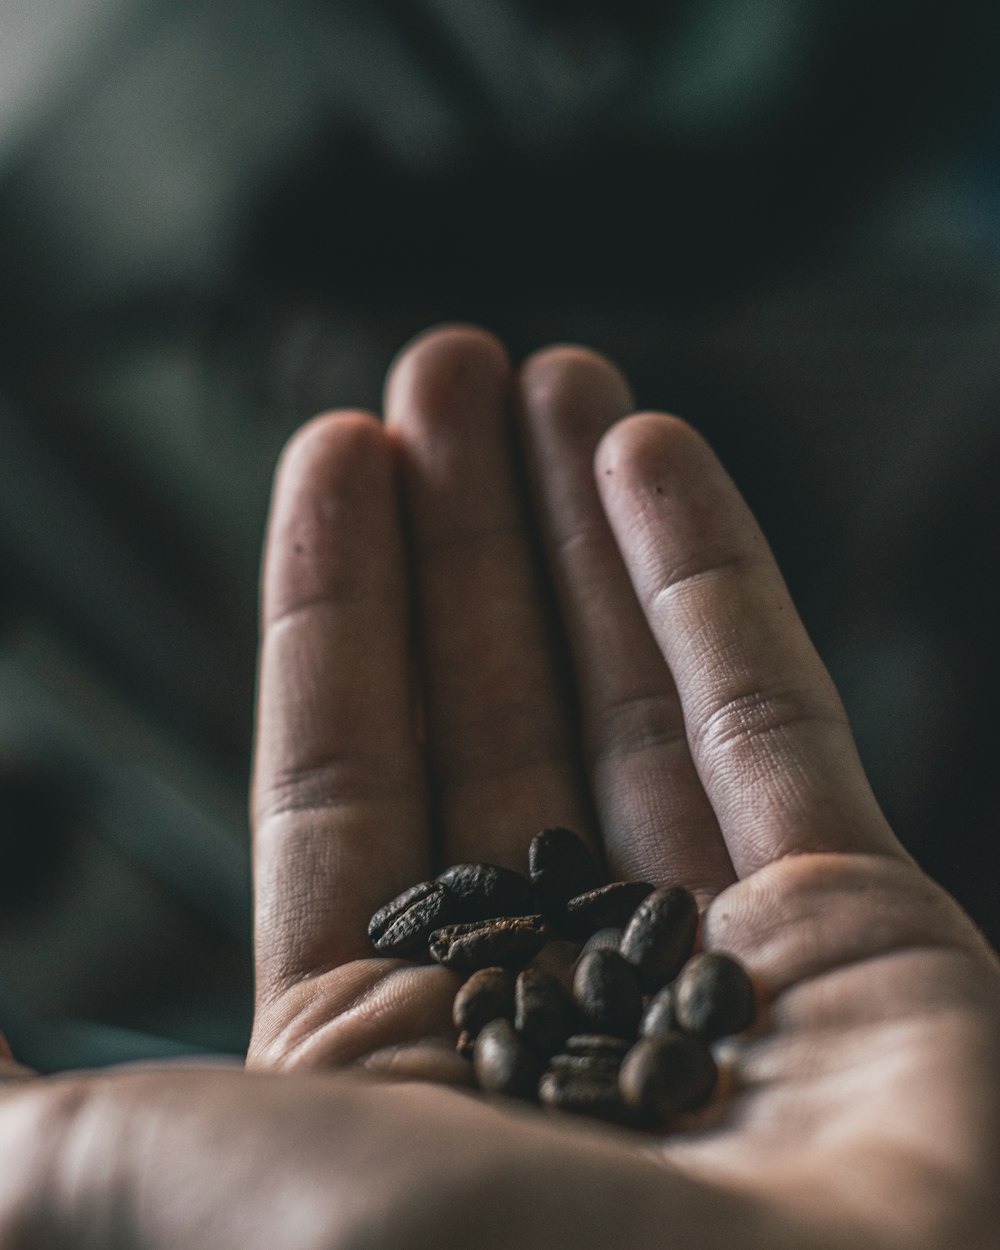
[392,320,507,359]
[594,411,698,491]
[276,409,387,490]
[595,413,743,576]
[383,323,511,424]
[270,411,394,549]
[264,410,396,629]
[517,344,635,431]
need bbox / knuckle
[254,755,390,827]
[692,685,843,760]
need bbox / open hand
[243,326,1000,1247]
[2,326,997,1249]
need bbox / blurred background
[0,0,997,1070]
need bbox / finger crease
[256,758,412,826]
[647,547,762,617]
[264,590,371,636]
[692,687,846,760]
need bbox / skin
[1,325,998,1248]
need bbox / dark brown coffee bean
[514,968,577,1058]
[456,1030,476,1060]
[436,862,536,922]
[452,967,517,1037]
[538,1066,641,1127]
[579,927,624,957]
[572,949,643,1038]
[673,952,756,1041]
[564,882,655,938]
[564,1034,632,1060]
[639,985,677,1038]
[474,1019,543,1101]
[528,827,601,914]
[547,1052,622,1079]
[620,886,699,992]
[367,880,455,956]
[429,915,548,973]
[618,1032,718,1123]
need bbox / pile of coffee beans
[367,828,756,1130]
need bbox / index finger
[253,412,428,998]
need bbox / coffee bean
[429,915,548,973]
[572,949,643,1039]
[673,952,756,1041]
[547,1052,622,1079]
[474,1019,543,1101]
[564,882,655,939]
[436,863,536,922]
[367,880,455,957]
[639,985,677,1038]
[563,1034,632,1060]
[368,861,759,1133]
[452,967,517,1037]
[618,1032,718,1123]
[579,927,624,957]
[528,827,601,914]
[538,1066,640,1127]
[619,886,698,992]
[514,968,577,1058]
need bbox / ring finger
[517,348,735,897]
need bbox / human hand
[1,326,997,1249]
[242,326,1000,1246]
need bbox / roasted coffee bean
[538,1066,640,1127]
[579,927,624,957]
[564,882,655,938]
[639,985,677,1038]
[429,915,547,973]
[564,1034,632,1060]
[514,968,577,1058]
[547,1052,622,1079]
[528,827,601,914]
[436,862,536,922]
[673,952,756,1041]
[618,1032,718,1122]
[620,886,699,992]
[474,1019,543,1100]
[452,967,517,1037]
[456,1030,476,1060]
[367,880,455,956]
[572,949,643,1039]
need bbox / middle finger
[385,326,596,872]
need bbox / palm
[247,328,1000,1246]
[656,861,998,1205]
